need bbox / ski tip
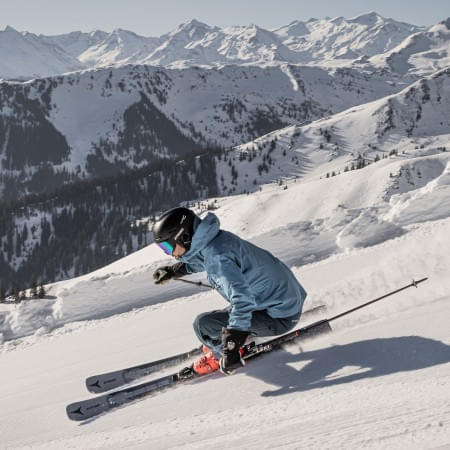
[86,378,103,393]
[66,403,87,422]
[86,372,127,393]
[66,397,110,422]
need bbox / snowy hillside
[0,63,402,199]
[1,110,449,447]
[214,67,450,196]
[369,18,450,76]
[0,13,426,79]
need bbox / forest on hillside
[0,148,222,295]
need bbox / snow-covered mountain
[0,26,83,79]
[40,30,109,59]
[0,13,429,79]
[214,67,450,195]
[1,60,448,202]
[78,29,162,67]
[145,21,303,67]
[369,17,450,76]
[273,12,424,62]
[0,63,402,200]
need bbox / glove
[153,262,187,285]
[219,327,249,375]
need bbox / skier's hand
[153,263,188,285]
[153,266,173,285]
[219,327,249,375]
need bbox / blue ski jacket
[179,213,307,331]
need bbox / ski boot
[192,345,220,375]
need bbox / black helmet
[152,207,196,254]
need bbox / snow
[47,68,141,169]
[384,159,450,225]
[1,118,450,447]
[336,209,405,249]
[370,19,450,77]
[78,29,161,67]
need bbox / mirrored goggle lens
[157,241,174,255]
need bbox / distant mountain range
[1,13,448,79]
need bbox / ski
[68,367,200,423]
[66,317,332,422]
[86,346,203,393]
[85,304,328,394]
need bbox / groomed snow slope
[1,145,450,448]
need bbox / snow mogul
[152,207,307,376]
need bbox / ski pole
[175,276,428,318]
[175,278,213,289]
[327,277,428,323]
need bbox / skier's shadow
[244,336,450,397]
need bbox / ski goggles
[157,240,175,255]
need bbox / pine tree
[38,282,46,299]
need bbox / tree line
[0,146,223,294]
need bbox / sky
[0,0,449,36]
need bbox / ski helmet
[152,207,197,255]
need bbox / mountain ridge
[0,13,437,79]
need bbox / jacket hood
[180,213,220,262]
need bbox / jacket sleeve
[183,258,204,274]
[211,255,256,331]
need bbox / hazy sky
[1,0,449,36]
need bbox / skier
[152,207,307,375]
